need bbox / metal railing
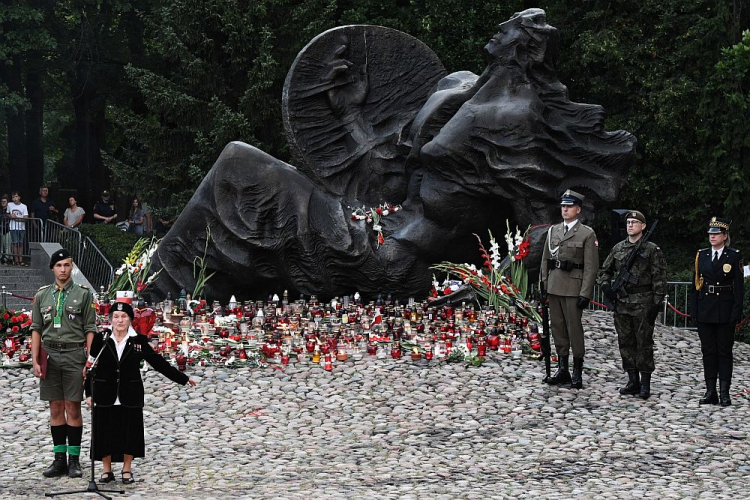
[0,218,113,291]
[589,281,694,329]
[78,236,115,292]
[1,216,45,263]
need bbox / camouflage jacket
[597,239,667,312]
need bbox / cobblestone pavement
[3,311,750,499]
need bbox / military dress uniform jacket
[597,240,667,314]
[31,281,96,344]
[691,247,744,324]
[84,331,188,408]
[541,221,599,299]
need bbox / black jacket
[691,247,744,324]
[84,330,188,408]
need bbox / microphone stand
[46,331,125,498]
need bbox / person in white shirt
[7,191,29,266]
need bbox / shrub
[79,223,140,267]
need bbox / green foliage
[79,223,140,268]
[738,277,750,343]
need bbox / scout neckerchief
[52,283,70,329]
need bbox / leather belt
[705,285,733,294]
[548,259,584,271]
[625,285,652,294]
[43,341,85,350]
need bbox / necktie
[564,225,568,235]
[713,251,718,262]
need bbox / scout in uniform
[30,249,96,478]
[540,190,599,388]
[597,210,666,399]
[691,217,744,406]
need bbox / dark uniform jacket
[691,247,744,324]
[85,330,188,408]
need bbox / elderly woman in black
[85,302,197,483]
[692,217,744,407]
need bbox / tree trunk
[0,55,28,196]
[25,53,44,191]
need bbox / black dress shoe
[67,455,82,478]
[699,378,718,405]
[42,452,68,478]
[121,471,135,484]
[719,379,732,407]
[98,471,115,484]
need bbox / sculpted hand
[576,296,590,309]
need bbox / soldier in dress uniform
[691,217,744,406]
[30,249,96,478]
[597,210,666,399]
[540,190,599,389]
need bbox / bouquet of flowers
[431,223,540,322]
[108,237,161,299]
[350,203,402,248]
[0,308,32,341]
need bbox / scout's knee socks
[43,425,68,477]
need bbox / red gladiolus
[378,233,384,245]
[501,284,509,294]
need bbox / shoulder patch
[37,284,52,292]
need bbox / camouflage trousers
[613,309,655,373]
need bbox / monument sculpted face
[150,9,636,302]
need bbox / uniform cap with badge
[111,301,134,321]
[626,210,646,223]
[707,216,730,234]
[560,189,584,206]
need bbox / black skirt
[92,405,145,462]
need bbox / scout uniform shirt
[31,281,97,343]
[541,221,598,299]
[597,239,667,315]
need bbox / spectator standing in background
[8,191,29,266]
[1,194,11,265]
[127,198,145,236]
[93,191,117,224]
[63,196,85,230]
[30,186,59,226]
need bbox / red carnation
[2,313,9,320]
[11,326,19,333]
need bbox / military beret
[708,216,730,234]
[110,301,134,321]
[49,249,73,269]
[560,189,584,206]
[625,210,646,223]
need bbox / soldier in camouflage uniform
[597,210,666,399]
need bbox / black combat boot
[67,455,82,478]
[547,355,571,385]
[699,378,718,405]
[639,372,651,399]
[42,452,69,478]
[570,357,584,389]
[719,379,731,407]
[619,370,641,395]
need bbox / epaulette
[699,248,709,252]
[730,248,740,253]
[37,284,52,292]
[76,284,89,289]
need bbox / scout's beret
[560,189,584,206]
[626,210,646,223]
[111,301,134,321]
[49,249,72,269]
[707,216,730,234]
